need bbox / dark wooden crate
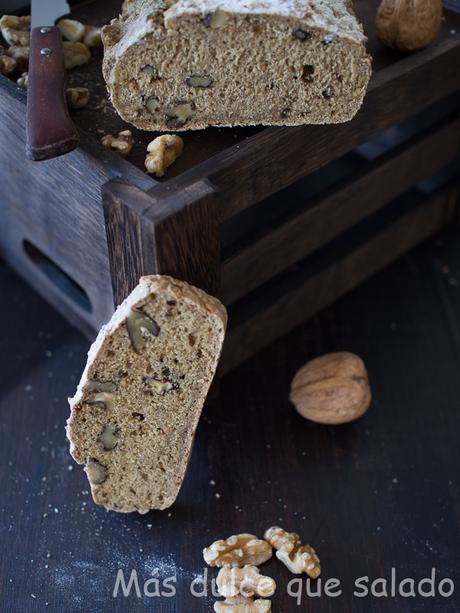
[1,0,460,372]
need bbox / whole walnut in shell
[290,352,371,425]
[375,0,442,51]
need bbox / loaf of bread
[102,0,372,131]
[67,275,227,513]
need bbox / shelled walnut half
[17,72,28,88]
[145,134,184,177]
[204,534,272,568]
[6,45,29,72]
[63,41,91,70]
[0,53,16,75]
[66,87,90,109]
[217,566,276,599]
[0,15,30,47]
[264,527,320,579]
[83,26,102,47]
[101,130,134,158]
[57,18,86,42]
[85,458,107,485]
[214,596,271,613]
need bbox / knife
[26,0,79,161]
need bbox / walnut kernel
[63,41,91,70]
[144,378,174,396]
[0,15,30,47]
[87,392,115,411]
[57,18,86,42]
[217,566,276,598]
[202,9,229,28]
[186,75,213,88]
[66,86,90,109]
[214,597,271,613]
[0,54,16,75]
[126,309,160,352]
[84,380,116,411]
[17,72,28,88]
[264,527,320,579]
[85,381,117,394]
[83,26,102,47]
[204,534,272,568]
[101,130,134,157]
[99,424,119,450]
[145,134,184,177]
[85,458,107,485]
[6,45,29,72]
[145,95,160,113]
[165,102,194,126]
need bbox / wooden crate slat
[103,180,158,306]
[221,186,458,373]
[221,114,460,305]
[103,178,221,304]
[0,78,154,335]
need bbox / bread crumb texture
[102,0,372,131]
[67,275,227,513]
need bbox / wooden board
[2,225,460,611]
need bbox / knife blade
[26,0,79,161]
[31,0,70,27]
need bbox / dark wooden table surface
[2,226,460,612]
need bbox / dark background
[1,0,460,609]
[1,226,460,612]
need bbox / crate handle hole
[23,240,92,313]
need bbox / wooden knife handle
[26,26,79,161]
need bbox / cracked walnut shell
[375,0,442,51]
[290,351,371,425]
[264,527,320,579]
[204,534,272,568]
[217,566,276,599]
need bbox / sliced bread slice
[67,275,227,513]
